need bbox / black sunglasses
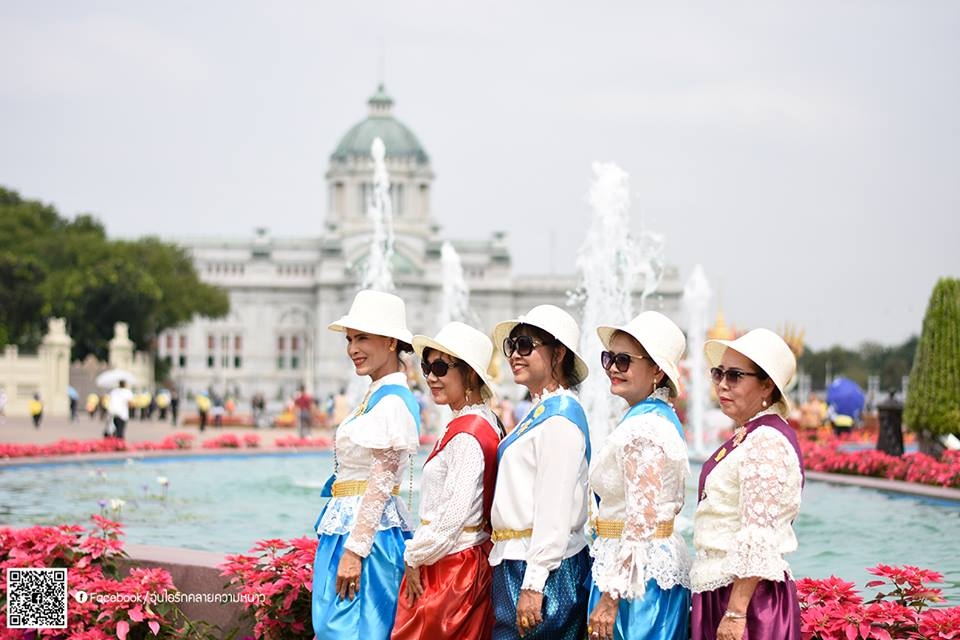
[600,350,648,373]
[421,358,461,378]
[502,335,552,358]
[710,367,761,386]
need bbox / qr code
[6,568,68,628]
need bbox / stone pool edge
[0,445,333,468]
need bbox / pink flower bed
[273,435,333,448]
[802,442,960,489]
[799,564,960,639]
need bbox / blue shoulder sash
[621,398,684,441]
[320,383,421,497]
[497,394,590,464]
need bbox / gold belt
[593,518,674,539]
[491,528,533,542]
[331,480,400,498]
[420,519,486,533]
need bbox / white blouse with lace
[314,372,420,559]
[589,388,692,600]
[489,387,590,593]
[690,409,803,593]
[403,403,500,568]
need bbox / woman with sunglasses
[312,290,422,640]
[391,322,502,640]
[586,312,691,640]
[489,304,592,640]
[691,329,803,640]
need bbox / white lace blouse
[690,409,803,593]
[489,387,590,593]
[403,403,499,568]
[589,389,692,600]
[314,372,420,558]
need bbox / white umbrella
[95,369,138,389]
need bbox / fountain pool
[1,452,958,601]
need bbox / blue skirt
[312,526,411,640]
[588,579,690,640]
[491,547,591,640]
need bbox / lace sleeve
[404,434,484,568]
[604,435,665,599]
[344,448,401,558]
[722,428,798,581]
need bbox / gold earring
[390,343,396,352]
[465,388,472,403]
[762,399,768,408]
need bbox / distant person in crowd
[107,380,134,440]
[212,393,225,427]
[252,392,266,427]
[489,305,592,640]
[85,392,100,420]
[170,389,180,425]
[691,329,804,640]
[587,312,691,640]
[156,390,170,420]
[28,393,43,428]
[827,403,854,437]
[312,290,420,640]
[0,386,7,424]
[295,385,313,438]
[196,392,210,431]
[392,322,502,640]
[68,391,78,422]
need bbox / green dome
[331,85,429,163]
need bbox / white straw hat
[597,311,686,397]
[492,304,589,385]
[327,290,413,344]
[704,328,796,415]
[413,322,497,401]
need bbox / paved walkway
[0,414,328,447]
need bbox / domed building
[160,85,682,401]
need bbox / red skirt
[391,542,494,640]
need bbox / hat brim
[413,335,496,401]
[492,319,590,385]
[328,316,413,345]
[704,339,792,415]
[597,325,682,397]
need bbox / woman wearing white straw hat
[391,322,503,640]
[690,328,804,640]
[488,304,592,640]
[586,312,691,640]
[312,290,422,640]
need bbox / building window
[234,356,242,369]
[165,334,173,350]
[291,336,299,351]
[291,356,299,370]
[278,336,285,351]
[207,356,215,368]
[179,355,187,368]
[208,335,215,350]
[277,356,285,369]
[179,334,187,350]
[235,335,242,350]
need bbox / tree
[903,278,960,457]
[0,186,229,370]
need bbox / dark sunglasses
[502,335,552,358]
[421,359,460,378]
[710,367,761,386]
[600,350,647,373]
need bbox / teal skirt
[587,579,690,640]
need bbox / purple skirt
[691,577,800,640]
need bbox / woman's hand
[587,592,619,640]
[717,616,747,640]
[403,564,424,606]
[335,549,363,601]
[515,589,544,637]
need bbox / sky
[2,1,958,351]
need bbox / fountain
[571,162,648,448]
[683,265,712,456]
[437,241,473,328]
[360,137,395,293]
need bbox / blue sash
[497,394,590,464]
[320,383,421,497]
[621,398,684,441]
